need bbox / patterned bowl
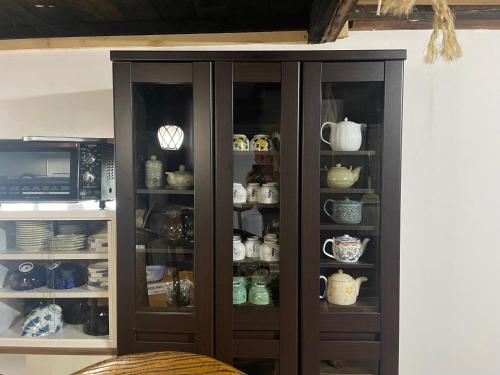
[21,304,62,337]
[7,262,46,291]
[47,262,87,289]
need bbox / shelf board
[233,259,279,266]
[137,188,194,195]
[320,150,376,156]
[233,203,279,212]
[320,188,375,194]
[320,361,375,375]
[320,224,375,231]
[137,247,194,254]
[0,286,108,299]
[0,250,108,260]
[0,322,113,349]
[320,297,379,314]
[233,303,279,313]
[319,260,375,269]
[0,205,114,220]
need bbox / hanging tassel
[424,0,462,63]
[380,0,462,63]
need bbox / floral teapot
[320,270,367,305]
[323,234,370,263]
[321,117,365,151]
[325,164,362,188]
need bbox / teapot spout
[355,276,368,292]
[352,167,362,183]
[360,238,370,255]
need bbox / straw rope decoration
[378,0,462,63]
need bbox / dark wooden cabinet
[112,51,405,375]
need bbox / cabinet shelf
[320,150,376,156]
[0,286,108,299]
[319,260,375,269]
[233,151,278,156]
[0,250,108,260]
[233,203,279,212]
[320,188,375,194]
[137,188,194,195]
[320,224,375,231]
[137,247,194,254]
[319,297,379,314]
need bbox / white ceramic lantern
[157,125,184,150]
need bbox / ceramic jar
[246,183,260,203]
[165,165,194,190]
[258,182,279,204]
[145,155,163,189]
[324,198,362,224]
[321,117,365,152]
[83,299,109,336]
[326,164,362,189]
[320,270,367,306]
[250,134,273,151]
[244,236,261,259]
[232,280,247,305]
[248,282,271,305]
[260,234,280,262]
[233,134,250,151]
[323,235,370,263]
[233,235,246,261]
[233,183,247,204]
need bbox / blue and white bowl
[47,262,87,289]
[8,262,46,291]
[21,304,62,337]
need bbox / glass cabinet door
[301,60,403,374]
[215,62,299,374]
[114,62,213,354]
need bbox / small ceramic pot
[260,235,280,262]
[324,198,362,224]
[232,280,247,305]
[233,235,246,261]
[250,134,273,151]
[233,134,250,151]
[233,183,247,204]
[248,282,271,305]
[246,183,260,203]
[165,165,194,190]
[244,236,261,259]
[257,182,279,204]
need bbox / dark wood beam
[350,4,500,30]
[309,0,358,43]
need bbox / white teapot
[320,270,367,305]
[321,117,365,152]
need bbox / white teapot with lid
[320,269,367,305]
[321,117,365,151]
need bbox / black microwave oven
[0,138,115,203]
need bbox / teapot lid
[150,155,157,161]
[178,165,186,171]
[335,234,359,243]
[331,269,354,282]
[340,197,361,205]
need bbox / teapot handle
[322,239,337,260]
[323,199,335,221]
[320,122,334,146]
[319,275,328,299]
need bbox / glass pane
[133,82,195,312]
[234,359,279,375]
[320,360,379,374]
[319,80,383,315]
[232,65,281,311]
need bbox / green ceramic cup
[233,276,248,289]
[248,282,271,305]
[232,281,247,305]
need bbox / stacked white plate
[52,222,88,252]
[16,221,53,251]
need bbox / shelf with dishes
[0,287,108,299]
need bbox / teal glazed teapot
[323,198,362,224]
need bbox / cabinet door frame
[300,60,404,374]
[214,61,300,374]
[113,61,214,355]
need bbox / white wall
[0,30,499,374]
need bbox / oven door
[0,142,79,201]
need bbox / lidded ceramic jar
[145,155,163,189]
[244,236,261,259]
[233,183,247,204]
[166,165,194,190]
[233,134,250,151]
[250,134,273,151]
[246,183,260,203]
[233,235,246,261]
[260,235,280,262]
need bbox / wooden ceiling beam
[309,0,358,43]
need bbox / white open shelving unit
[0,203,117,353]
